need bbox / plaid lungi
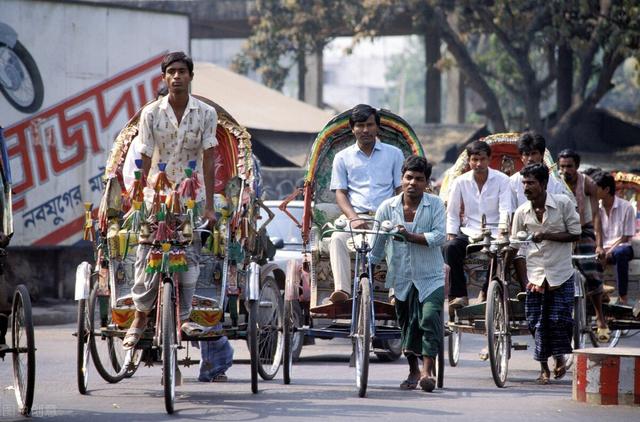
[575,225,603,295]
[198,336,234,382]
[525,277,574,361]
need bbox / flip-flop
[536,372,550,385]
[212,374,228,383]
[400,378,419,390]
[553,359,567,380]
[123,327,144,350]
[597,327,611,343]
[419,377,436,392]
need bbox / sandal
[419,377,436,392]
[212,374,228,383]
[553,357,567,380]
[400,377,419,390]
[536,371,550,385]
[123,327,144,350]
[597,327,611,343]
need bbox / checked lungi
[525,277,574,361]
[395,286,444,358]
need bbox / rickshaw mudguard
[74,261,92,301]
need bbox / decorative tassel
[154,203,173,243]
[165,190,182,215]
[177,161,201,201]
[129,170,145,202]
[168,249,188,272]
[154,162,172,192]
[146,248,163,273]
[83,202,94,242]
[121,200,146,256]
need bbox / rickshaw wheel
[162,282,176,414]
[256,276,284,380]
[355,277,371,398]
[436,329,445,389]
[448,325,461,367]
[566,290,588,369]
[248,298,259,394]
[11,284,35,416]
[88,284,128,383]
[77,295,90,394]
[486,279,508,388]
[282,299,294,385]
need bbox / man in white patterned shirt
[444,140,512,308]
[123,52,218,350]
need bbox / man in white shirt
[511,163,581,384]
[593,172,636,305]
[123,52,218,349]
[328,104,405,303]
[444,140,512,308]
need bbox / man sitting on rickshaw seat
[370,155,445,392]
[328,104,404,303]
[122,51,218,350]
[444,140,512,309]
[593,172,636,306]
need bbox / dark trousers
[609,245,635,297]
[443,235,481,298]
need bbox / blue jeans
[609,245,634,297]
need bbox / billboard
[0,0,189,245]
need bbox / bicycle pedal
[511,342,528,350]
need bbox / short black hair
[517,131,546,155]
[520,163,549,188]
[592,171,616,195]
[558,148,581,167]
[161,51,194,74]
[401,155,432,179]
[349,104,380,128]
[466,140,491,157]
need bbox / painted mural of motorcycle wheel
[0,41,44,113]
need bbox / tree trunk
[425,5,506,131]
[297,50,306,101]
[556,44,573,119]
[425,24,441,123]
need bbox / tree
[357,0,640,146]
[233,0,357,99]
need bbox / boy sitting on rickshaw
[370,156,445,392]
[328,104,405,303]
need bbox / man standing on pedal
[328,104,405,303]
[444,140,512,308]
[512,163,581,384]
[558,149,609,341]
[122,52,218,350]
[370,156,445,392]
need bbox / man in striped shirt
[370,156,445,392]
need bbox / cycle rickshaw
[0,127,35,416]
[439,132,564,387]
[571,170,640,349]
[279,108,445,397]
[74,97,284,413]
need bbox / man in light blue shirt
[370,155,445,392]
[328,104,404,303]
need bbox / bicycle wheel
[88,284,128,383]
[565,294,587,370]
[486,279,508,388]
[11,284,35,416]
[448,325,461,367]
[437,331,445,389]
[282,299,294,385]
[354,277,371,398]
[248,298,259,394]
[162,282,177,414]
[76,297,90,394]
[256,276,284,380]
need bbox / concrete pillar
[445,65,466,124]
[303,49,323,108]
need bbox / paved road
[1,323,639,421]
